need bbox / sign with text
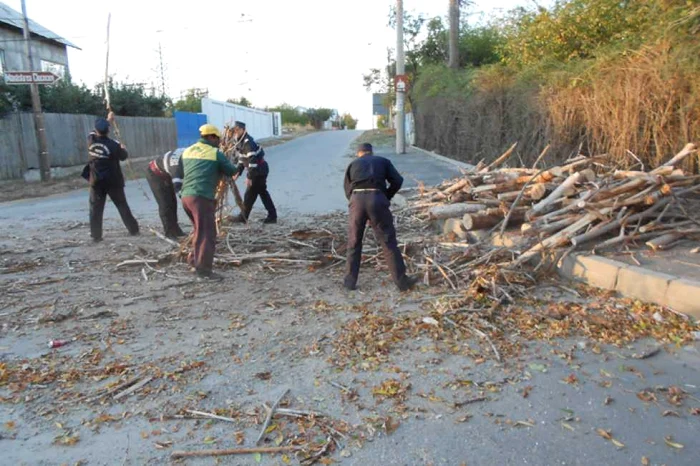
[4,71,61,85]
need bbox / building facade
[0,2,79,77]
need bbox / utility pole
[21,0,51,181]
[156,42,167,97]
[395,0,406,154]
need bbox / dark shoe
[195,269,223,281]
[262,217,277,224]
[397,275,419,292]
[175,227,187,237]
[92,237,103,243]
[343,276,357,291]
[231,215,247,223]
[129,230,140,237]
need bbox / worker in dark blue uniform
[146,148,187,239]
[84,118,139,242]
[231,121,277,224]
[343,143,417,291]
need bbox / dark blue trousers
[344,191,408,289]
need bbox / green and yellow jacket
[180,139,237,200]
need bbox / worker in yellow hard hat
[179,123,238,279]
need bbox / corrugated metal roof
[0,2,80,50]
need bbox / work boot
[231,214,247,224]
[175,226,187,237]
[195,269,223,281]
[262,217,277,224]
[397,275,419,292]
[343,276,357,291]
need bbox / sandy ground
[1,132,699,466]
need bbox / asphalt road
[0,130,462,230]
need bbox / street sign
[4,71,61,85]
[394,74,408,93]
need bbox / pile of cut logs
[411,143,700,265]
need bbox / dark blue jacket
[344,154,403,200]
[84,132,128,187]
[235,132,267,179]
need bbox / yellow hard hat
[199,124,222,138]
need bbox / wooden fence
[0,112,177,180]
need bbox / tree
[341,113,358,130]
[448,0,461,68]
[306,108,334,130]
[227,96,252,107]
[173,88,208,113]
[265,103,310,126]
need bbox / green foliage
[341,113,358,130]
[376,115,389,129]
[265,103,310,126]
[227,96,252,107]
[0,76,169,117]
[173,88,207,113]
[306,108,334,130]
[498,0,665,67]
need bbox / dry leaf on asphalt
[664,436,684,449]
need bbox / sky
[5,0,548,129]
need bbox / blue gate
[174,111,208,148]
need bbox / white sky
[5,0,547,129]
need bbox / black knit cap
[358,143,373,153]
[95,118,110,134]
[234,121,246,129]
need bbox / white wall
[201,98,278,139]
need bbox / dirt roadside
[0,128,316,204]
[1,201,698,465]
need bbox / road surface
[0,130,461,230]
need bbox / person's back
[88,132,127,187]
[181,139,235,200]
[344,154,403,200]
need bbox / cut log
[443,178,470,194]
[654,143,696,171]
[646,232,684,251]
[428,203,487,220]
[497,183,547,202]
[529,172,583,217]
[443,218,468,240]
[462,208,526,231]
[521,215,579,237]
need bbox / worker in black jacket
[84,118,139,242]
[231,121,277,224]
[146,148,187,239]
[343,143,417,291]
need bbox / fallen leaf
[611,438,625,448]
[53,432,80,446]
[254,452,262,463]
[522,386,533,398]
[456,415,472,423]
[604,396,613,405]
[140,431,150,439]
[662,410,680,417]
[637,390,656,403]
[234,431,245,445]
[340,449,352,458]
[690,407,700,415]
[563,374,578,385]
[422,317,439,326]
[255,371,272,381]
[4,421,15,430]
[641,457,649,466]
[528,363,547,373]
[664,436,683,449]
[513,420,535,428]
[282,455,291,464]
[275,433,284,446]
[596,428,612,440]
[265,424,277,434]
[154,440,173,449]
[561,422,575,432]
[203,436,217,445]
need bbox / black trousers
[344,191,407,289]
[242,176,277,220]
[146,168,181,237]
[89,182,139,240]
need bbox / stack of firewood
[214,125,245,229]
[410,143,700,265]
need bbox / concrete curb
[410,145,475,171]
[558,253,700,319]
